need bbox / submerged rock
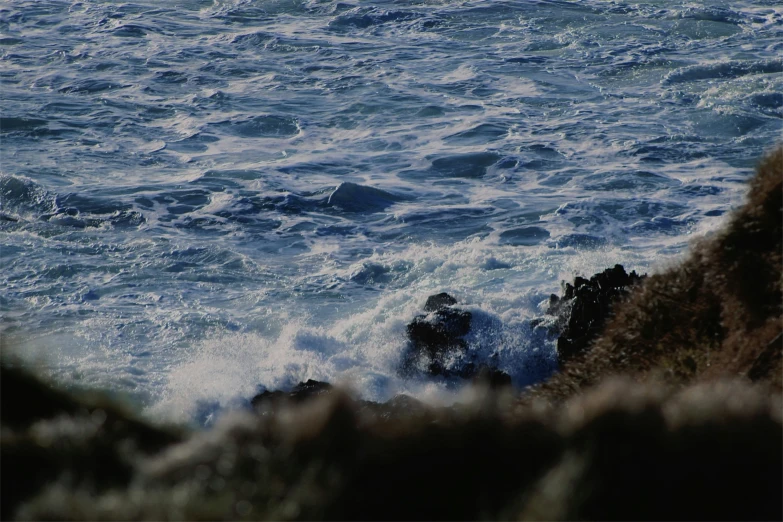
[325,182,404,213]
[549,264,646,364]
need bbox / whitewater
[1,0,781,424]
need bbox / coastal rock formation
[528,145,783,403]
[250,379,437,422]
[251,379,333,412]
[399,293,512,386]
[400,292,473,377]
[548,264,646,364]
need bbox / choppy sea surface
[1,0,781,423]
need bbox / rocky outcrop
[400,293,473,377]
[251,380,436,422]
[400,293,511,386]
[251,379,333,412]
[528,145,783,404]
[547,264,645,364]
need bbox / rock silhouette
[400,293,511,385]
[548,264,645,364]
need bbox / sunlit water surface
[1,0,781,423]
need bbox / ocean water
[1,0,781,423]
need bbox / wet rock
[549,264,645,364]
[407,308,472,356]
[250,383,433,424]
[251,379,333,411]
[291,379,333,398]
[357,394,431,423]
[401,293,473,377]
[400,293,511,384]
[471,365,512,389]
[424,292,458,312]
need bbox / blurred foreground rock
[2,362,780,521]
[251,379,333,412]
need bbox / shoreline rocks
[248,267,645,412]
[548,264,646,364]
[251,379,333,412]
[251,265,649,409]
[400,292,512,386]
[402,298,473,377]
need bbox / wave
[663,59,783,84]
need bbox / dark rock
[424,292,458,312]
[401,293,510,383]
[357,394,431,423]
[250,383,433,423]
[472,365,512,389]
[251,379,333,411]
[549,264,646,364]
[292,379,333,398]
[407,308,472,357]
[384,393,426,412]
[401,296,473,377]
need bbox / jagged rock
[250,379,434,422]
[549,264,645,363]
[356,394,431,423]
[291,379,333,398]
[251,379,333,411]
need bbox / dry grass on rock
[526,146,783,404]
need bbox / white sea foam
[1,0,778,423]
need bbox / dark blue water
[1,0,781,421]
